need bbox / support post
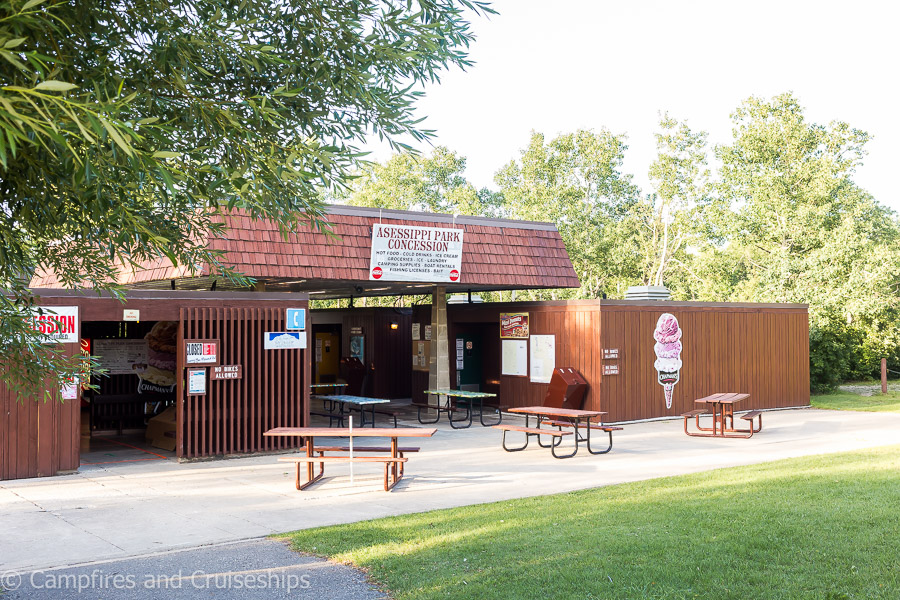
[428,286,450,391]
[881,358,887,395]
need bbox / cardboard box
[145,406,177,451]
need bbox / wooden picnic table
[682,393,763,438]
[417,389,503,429]
[497,406,621,458]
[264,427,437,491]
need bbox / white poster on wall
[93,339,149,375]
[32,306,79,343]
[501,339,528,376]
[369,223,464,282]
[529,335,556,383]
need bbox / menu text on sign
[369,224,464,282]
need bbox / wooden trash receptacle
[545,367,589,410]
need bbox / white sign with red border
[33,306,79,344]
[369,224,464,282]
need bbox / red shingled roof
[31,206,580,295]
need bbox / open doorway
[312,324,342,384]
[80,320,177,467]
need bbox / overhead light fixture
[390,322,399,330]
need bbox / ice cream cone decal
[653,313,682,409]
[663,382,674,408]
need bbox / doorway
[312,325,342,384]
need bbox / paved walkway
[2,539,384,599]
[2,408,898,576]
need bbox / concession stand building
[2,205,810,481]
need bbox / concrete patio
[2,407,898,574]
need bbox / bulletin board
[413,340,430,372]
[529,335,556,383]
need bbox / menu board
[529,335,556,383]
[92,339,149,375]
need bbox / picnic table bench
[263,426,436,491]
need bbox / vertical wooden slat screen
[178,305,307,459]
[0,343,80,480]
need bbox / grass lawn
[283,446,900,600]
[812,390,900,412]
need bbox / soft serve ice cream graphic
[653,313,682,409]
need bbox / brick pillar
[428,286,450,391]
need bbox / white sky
[368,0,900,212]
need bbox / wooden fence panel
[178,306,307,459]
[0,344,80,480]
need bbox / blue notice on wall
[285,308,306,330]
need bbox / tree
[628,114,713,292]
[494,129,642,299]
[344,146,502,217]
[714,93,900,390]
[0,0,493,397]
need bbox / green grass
[812,390,900,412]
[282,447,900,600]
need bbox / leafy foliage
[630,114,714,290]
[713,94,900,389]
[0,0,492,397]
[494,129,642,299]
[345,146,502,217]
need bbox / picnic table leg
[536,416,557,448]
[384,437,403,491]
[392,436,399,483]
[585,425,614,454]
[500,428,531,452]
[550,422,578,459]
[416,394,442,425]
[296,436,326,490]
[417,398,441,424]
[478,399,503,426]
[448,398,473,429]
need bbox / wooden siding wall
[600,304,810,421]
[429,301,809,422]
[179,307,308,459]
[1,343,80,480]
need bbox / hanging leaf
[33,80,78,92]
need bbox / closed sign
[185,340,219,365]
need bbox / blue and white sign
[264,331,307,350]
[285,308,306,331]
